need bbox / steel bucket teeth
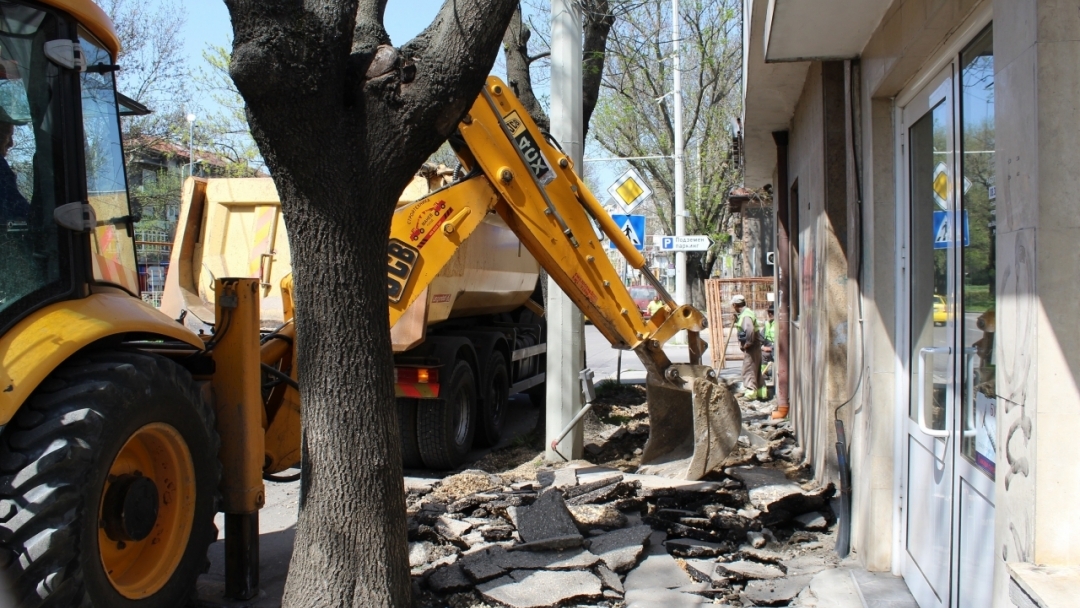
[638,370,741,480]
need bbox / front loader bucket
[637,366,741,480]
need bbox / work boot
[742,390,756,401]
[758,387,769,401]
[771,405,789,419]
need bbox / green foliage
[590,0,743,292]
[192,44,265,176]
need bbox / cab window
[0,2,63,326]
[80,31,138,294]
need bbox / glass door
[902,66,955,608]
[900,25,996,608]
[953,26,996,608]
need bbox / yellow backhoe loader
[0,1,739,605]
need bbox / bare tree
[505,0,627,139]
[101,0,190,165]
[591,0,743,307]
[192,44,266,176]
[223,0,517,605]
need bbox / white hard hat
[732,294,746,305]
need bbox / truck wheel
[0,350,220,608]
[476,352,509,448]
[417,360,476,470]
[397,398,424,469]
[526,383,546,409]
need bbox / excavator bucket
[637,365,742,480]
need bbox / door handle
[917,346,951,438]
[963,347,977,438]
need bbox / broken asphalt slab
[586,524,654,572]
[724,465,834,525]
[511,489,582,546]
[477,569,602,608]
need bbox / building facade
[741,0,1079,606]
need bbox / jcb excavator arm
[387,77,740,479]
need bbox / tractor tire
[0,350,220,608]
[417,360,476,470]
[397,397,424,469]
[475,352,509,448]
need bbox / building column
[545,0,585,461]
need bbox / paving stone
[503,548,600,570]
[724,466,834,524]
[426,563,472,593]
[725,466,802,509]
[514,490,582,545]
[511,535,584,551]
[664,537,731,558]
[716,559,786,580]
[794,511,829,531]
[435,516,472,541]
[564,473,624,499]
[624,474,720,494]
[782,554,833,577]
[460,545,601,582]
[552,467,579,489]
[739,546,787,563]
[477,569,602,608]
[596,563,624,594]
[588,524,654,572]
[624,553,695,590]
[568,504,627,530]
[624,587,711,607]
[566,481,636,506]
[679,558,718,582]
[409,541,433,568]
[460,547,509,582]
[742,574,813,606]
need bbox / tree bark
[581,0,614,141]
[223,1,516,605]
[503,4,549,131]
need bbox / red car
[630,285,659,318]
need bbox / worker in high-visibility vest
[647,294,665,318]
[733,294,764,400]
[762,306,777,345]
[760,306,777,400]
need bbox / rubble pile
[410,415,842,608]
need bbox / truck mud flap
[638,369,741,480]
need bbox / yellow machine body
[0,292,204,426]
[161,77,738,484]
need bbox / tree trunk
[503,5,549,131]
[687,251,711,311]
[581,0,614,140]
[224,1,517,605]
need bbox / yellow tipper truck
[0,1,739,603]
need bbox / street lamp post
[186,113,195,179]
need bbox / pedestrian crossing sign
[609,214,646,251]
[932,210,970,249]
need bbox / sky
[172,0,620,192]
[182,0,457,75]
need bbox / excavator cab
[0,0,140,333]
[0,3,225,607]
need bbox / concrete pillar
[545,0,585,462]
[993,0,1080,602]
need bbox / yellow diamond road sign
[607,168,652,214]
[933,162,949,209]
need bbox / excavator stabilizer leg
[638,365,741,480]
